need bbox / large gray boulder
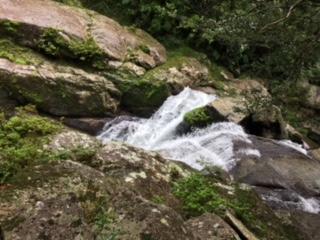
[0,0,166,70]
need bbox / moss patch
[184,106,215,128]
[0,20,22,36]
[0,38,44,65]
[37,28,105,68]
[0,108,62,183]
[118,78,170,116]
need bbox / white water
[98,87,320,214]
[98,88,259,170]
[279,140,308,155]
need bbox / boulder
[231,136,320,197]
[0,0,166,70]
[144,57,209,94]
[227,78,270,98]
[209,96,247,124]
[0,58,120,117]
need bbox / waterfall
[98,87,259,170]
[98,87,320,214]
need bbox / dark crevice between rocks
[240,115,284,140]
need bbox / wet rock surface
[232,136,320,197]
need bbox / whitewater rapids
[98,87,260,170]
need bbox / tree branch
[259,0,305,32]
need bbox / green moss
[173,174,302,240]
[184,107,214,128]
[0,20,21,35]
[0,39,44,65]
[52,146,97,163]
[151,195,165,205]
[0,110,62,183]
[37,28,105,68]
[139,44,151,54]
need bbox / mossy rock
[0,109,62,183]
[37,28,106,68]
[118,79,170,116]
[184,106,216,128]
[0,38,44,65]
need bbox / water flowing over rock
[99,87,320,216]
[99,88,260,170]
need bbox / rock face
[209,96,247,124]
[0,0,166,70]
[0,58,120,116]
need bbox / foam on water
[98,88,258,170]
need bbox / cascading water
[98,87,320,214]
[98,87,259,170]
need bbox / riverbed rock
[0,0,166,70]
[0,58,120,116]
[232,136,320,197]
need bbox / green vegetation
[0,20,21,35]
[0,39,44,65]
[37,28,105,68]
[184,107,214,128]
[53,147,97,163]
[0,110,61,183]
[151,195,165,205]
[70,0,319,82]
[173,173,301,240]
